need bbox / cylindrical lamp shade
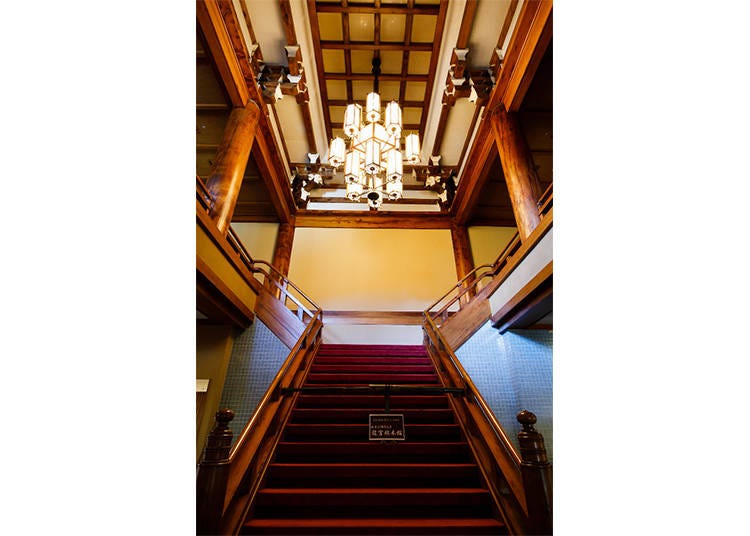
[365,138,381,174]
[384,101,402,137]
[405,133,420,164]
[344,150,361,183]
[346,180,363,200]
[386,149,403,182]
[343,104,361,137]
[329,137,346,167]
[366,92,381,123]
[386,178,403,199]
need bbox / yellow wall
[289,228,457,311]
[230,222,279,263]
[196,324,235,462]
[467,226,518,268]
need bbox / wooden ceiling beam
[418,0,448,136]
[487,0,552,113]
[295,211,452,229]
[252,122,296,224]
[196,0,250,107]
[319,41,432,51]
[327,99,425,108]
[307,0,334,140]
[326,73,427,81]
[315,4,439,15]
[450,119,497,225]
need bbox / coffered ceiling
[196,0,552,223]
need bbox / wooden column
[450,223,475,306]
[206,100,261,235]
[491,106,542,241]
[271,223,295,277]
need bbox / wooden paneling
[438,297,490,351]
[323,311,426,325]
[254,291,306,350]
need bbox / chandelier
[327,57,420,209]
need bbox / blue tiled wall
[455,322,553,459]
[218,320,290,447]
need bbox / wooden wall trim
[295,211,453,229]
[323,311,428,325]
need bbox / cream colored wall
[196,324,235,462]
[289,228,456,311]
[467,226,518,268]
[230,222,279,263]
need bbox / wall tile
[218,320,289,447]
[455,322,553,459]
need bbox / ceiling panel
[411,15,437,42]
[407,51,431,75]
[326,80,348,100]
[380,14,406,41]
[318,13,343,40]
[348,13,375,41]
[322,49,346,72]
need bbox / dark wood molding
[314,4,440,15]
[323,311,427,325]
[295,210,452,229]
[196,0,250,107]
[487,0,552,113]
[418,0,448,136]
[491,261,552,334]
[251,122,296,224]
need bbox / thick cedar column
[206,100,261,235]
[491,106,542,241]
[450,223,475,305]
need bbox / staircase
[242,344,507,534]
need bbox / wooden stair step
[295,394,449,409]
[306,373,439,384]
[316,344,428,357]
[310,364,436,373]
[243,517,506,534]
[314,356,433,366]
[273,442,472,463]
[289,408,456,424]
[253,488,494,519]
[283,423,463,441]
[264,462,483,487]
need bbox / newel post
[517,410,552,535]
[196,408,234,535]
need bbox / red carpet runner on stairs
[242,344,507,534]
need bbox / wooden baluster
[196,408,235,535]
[517,410,552,535]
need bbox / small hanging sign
[368,413,405,441]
